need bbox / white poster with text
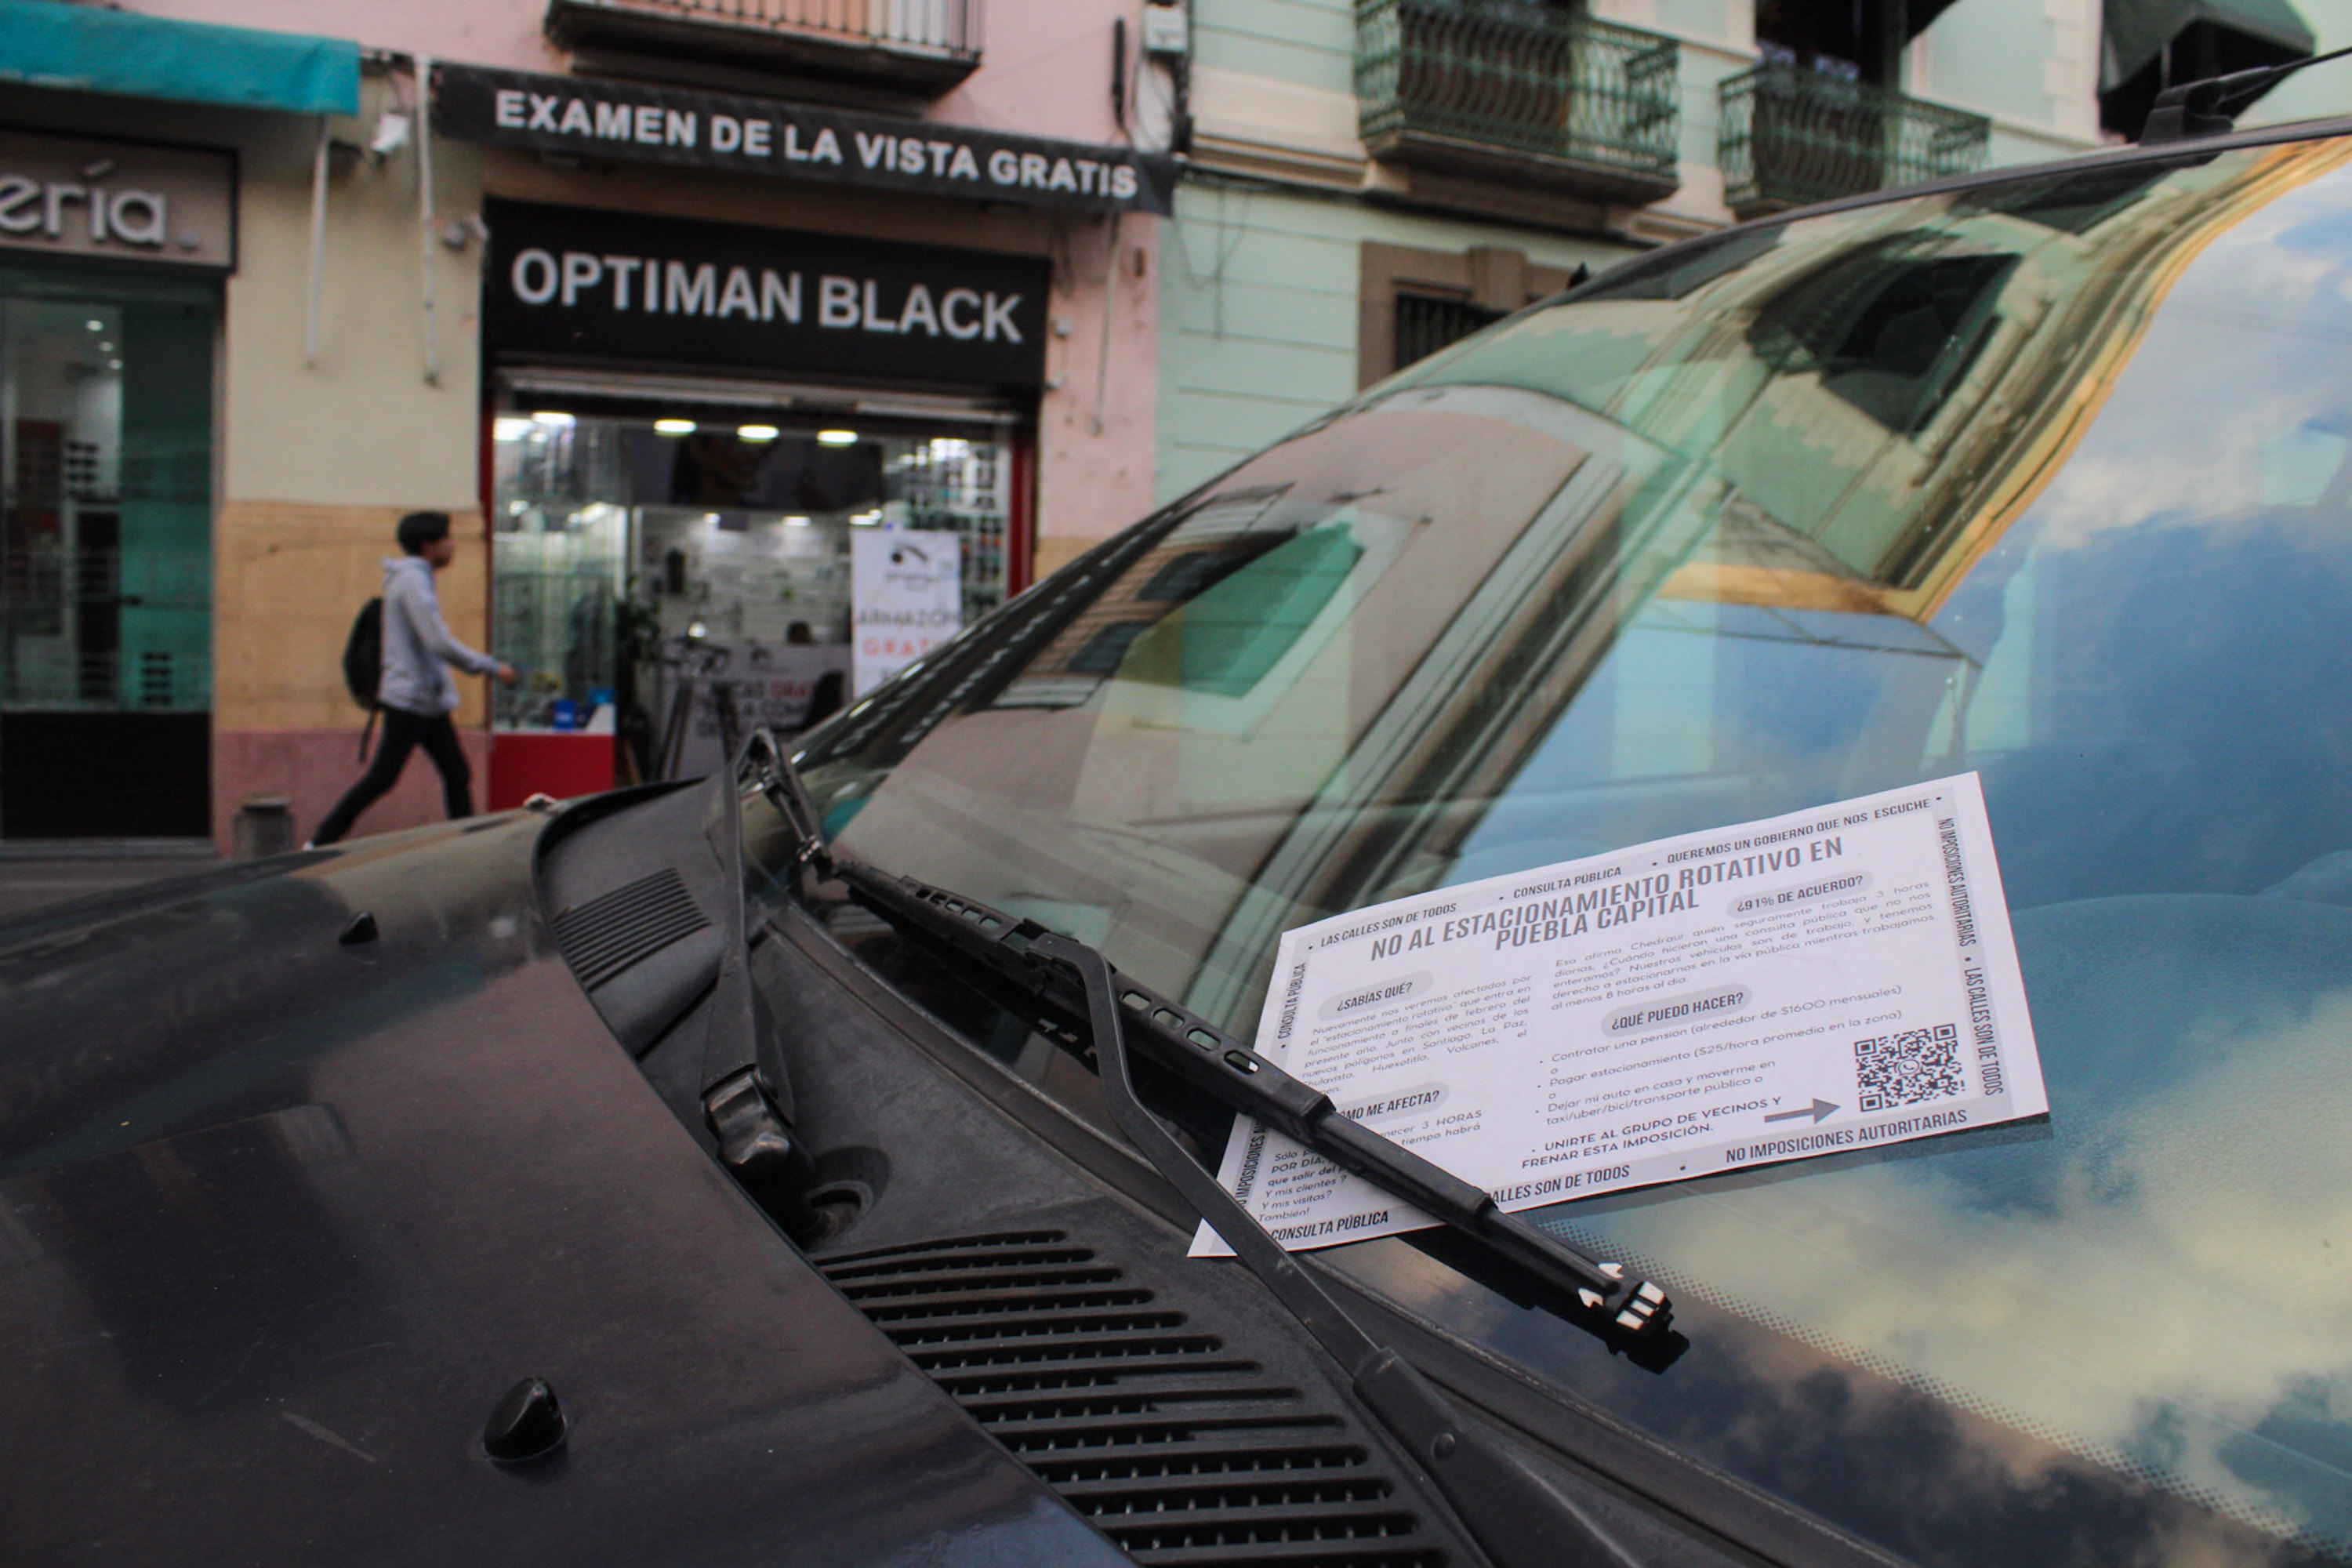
[851,529,961,696]
[1195,774,2046,1256]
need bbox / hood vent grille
[550,867,710,989]
[818,1230,1446,1567]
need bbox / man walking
[310,511,517,846]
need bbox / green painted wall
[1920,0,2067,128]
[1194,0,1356,93]
[1155,185,1634,503]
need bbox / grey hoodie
[379,555,496,716]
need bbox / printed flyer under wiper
[1194,773,2047,1257]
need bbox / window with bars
[1394,292,1508,372]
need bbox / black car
[9,109,2352,1568]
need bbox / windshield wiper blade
[743,731,1668,1559]
[828,859,1672,1346]
[737,726,1671,1339]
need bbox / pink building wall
[125,0,1137,144]
[134,0,1162,557]
[111,0,1160,846]
[215,729,492,848]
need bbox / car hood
[0,814,1124,1567]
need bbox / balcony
[1355,0,1680,206]
[1719,64,1989,217]
[546,0,981,97]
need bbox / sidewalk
[0,844,220,924]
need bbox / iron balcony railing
[1719,64,1990,215]
[546,0,980,92]
[1356,0,1680,202]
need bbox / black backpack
[343,597,384,758]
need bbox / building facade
[4,0,2339,849]
[1,0,1173,848]
[1149,0,2326,506]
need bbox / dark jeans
[312,707,472,845]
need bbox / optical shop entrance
[479,201,1044,805]
[0,130,230,840]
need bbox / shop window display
[489,412,1012,783]
[0,266,216,837]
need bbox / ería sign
[483,199,1048,388]
[439,64,1177,217]
[0,129,235,270]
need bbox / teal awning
[0,0,359,115]
[2103,0,2316,89]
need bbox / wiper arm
[826,859,1671,1345]
[1038,931,1646,1568]
[697,733,822,1240]
[742,727,830,877]
[742,730,1665,1560]
[737,726,1671,1338]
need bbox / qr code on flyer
[1854,1024,1965,1111]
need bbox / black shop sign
[483,199,1048,389]
[439,64,1178,216]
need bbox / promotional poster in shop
[658,528,964,772]
[852,530,962,695]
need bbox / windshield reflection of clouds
[1484,158,2352,1559]
[2035,192,2352,554]
[1549,942,2352,1552]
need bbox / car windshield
[791,136,2352,1565]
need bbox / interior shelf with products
[488,408,1025,786]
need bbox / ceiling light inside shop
[738,424,780,441]
[86,319,103,331]
[493,417,536,441]
[107,360,122,370]
[816,429,858,446]
[532,411,575,427]
[785,514,811,527]
[99,342,114,353]
[702,514,723,528]
[687,621,707,639]
[849,509,881,527]
[655,419,696,436]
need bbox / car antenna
[2142,42,2352,144]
